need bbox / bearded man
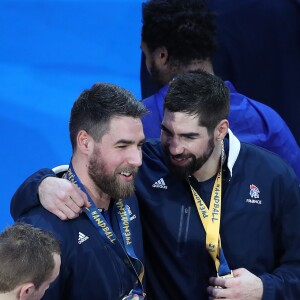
[12,83,147,300]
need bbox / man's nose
[168,138,184,155]
[127,148,143,167]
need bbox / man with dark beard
[136,70,300,299]
[11,71,300,299]
[11,83,147,300]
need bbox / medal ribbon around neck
[64,162,145,297]
[188,141,231,276]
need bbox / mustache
[164,149,192,160]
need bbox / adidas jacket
[135,131,300,299]
[142,81,300,181]
[13,173,144,300]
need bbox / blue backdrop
[0,0,142,230]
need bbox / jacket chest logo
[246,184,262,205]
[152,178,168,189]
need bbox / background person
[0,223,61,300]
[140,0,300,180]
[210,0,300,144]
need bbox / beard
[88,151,138,200]
[165,136,215,179]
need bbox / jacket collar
[227,129,240,177]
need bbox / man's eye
[162,129,172,137]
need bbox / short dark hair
[69,83,148,150]
[0,223,61,293]
[164,70,230,134]
[142,0,216,65]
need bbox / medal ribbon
[188,142,231,276]
[65,162,145,297]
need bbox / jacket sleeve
[10,168,55,220]
[260,177,300,299]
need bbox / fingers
[208,275,238,299]
[208,269,263,300]
[55,189,88,220]
[207,285,230,299]
[58,200,81,219]
[209,276,227,288]
[64,195,83,215]
[62,184,87,209]
[51,209,69,221]
[77,188,91,208]
[43,197,80,220]
[38,176,89,220]
[232,268,245,277]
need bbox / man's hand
[38,177,90,220]
[207,268,263,300]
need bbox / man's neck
[84,185,111,210]
[0,290,18,300]
[182,59,214,74]
[164,59,214,84]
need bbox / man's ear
[154,46,169,66]
[215,119,229,141]
[77,130,90,154]
[19,283,35,300]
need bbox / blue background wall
[0,0,142,230]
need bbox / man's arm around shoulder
[11,168,89,221]
[11,168,55,220]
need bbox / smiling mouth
[173,156,186,161]
[171,155,190,165]
[118,169,138,182]
[121,171,132,177]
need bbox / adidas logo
[152,178,168,189]
[78,232,89,244]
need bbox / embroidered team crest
[249,184,260,199]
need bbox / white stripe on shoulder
[227,129,241,177]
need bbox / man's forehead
[109,115,142,127]
[162,110,205,134]
[163,110,199,124]
[104,116,144,142]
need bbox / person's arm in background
[10,168,89,221]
